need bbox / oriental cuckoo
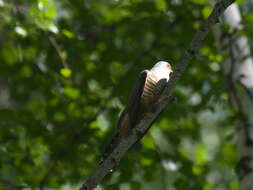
[102,61,173,162]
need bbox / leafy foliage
[1,0,251,189]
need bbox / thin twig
[80,0,235,189]
[48,35,69,69]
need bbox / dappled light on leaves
[0,0,244,189]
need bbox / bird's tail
[100,134,120,165]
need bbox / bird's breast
[140,72,168,107]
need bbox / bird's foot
[168,96,177,103]
[99,155,118,173]
[158,94,176,104]
[109,157,118,173]
[135,129,144,139]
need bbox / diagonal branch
[80,0,236,189]
[48,35,69,69]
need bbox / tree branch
[48,35,69,69]
[79,0,236,189]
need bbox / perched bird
[101,61,173,162]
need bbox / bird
[101,61,173,162]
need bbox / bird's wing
[101,70,148,161]
[117,70,169,135]
[116,70,149,136]
[101,64,171,162]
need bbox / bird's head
[152,61,173,73]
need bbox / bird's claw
[168,96,177,103]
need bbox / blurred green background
[0,0,252,189]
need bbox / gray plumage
[101,61,172,162]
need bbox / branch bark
[79,0,235,189]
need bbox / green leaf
[20,65,32,77]
[64,87,80,99]
[195,143,207,165]
[62,29,75,38]
[155,0,167,11]
[53,112,66,121]
[202,7,212,19]
[60,68,72,78]
[192,166,202,175]
[28,0,58,32]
